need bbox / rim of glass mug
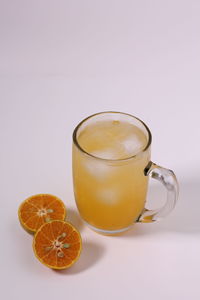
[72,111,152,162]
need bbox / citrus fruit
[33,220,82,269]
[18,194,66,233]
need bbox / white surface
[1,1,200,299]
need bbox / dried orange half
[33,220,82,269]
[18,194,66,233]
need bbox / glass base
[84,221,133,235]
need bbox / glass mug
[72,112,178,234]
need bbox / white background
[1,1,200,299]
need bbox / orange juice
[73,117,150,233]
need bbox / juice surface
[78,120,147,159]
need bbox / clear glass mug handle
[137,161,179,223]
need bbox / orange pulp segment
[33,220,82,269]
[18,194,66,233]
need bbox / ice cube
[83,158,112,179]
[122,134,143,156]
[97,188,120,205]
[91,149,117,160]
